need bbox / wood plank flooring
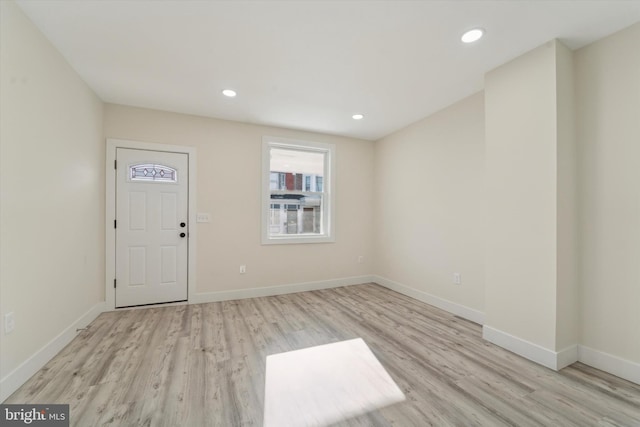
[5,284,640,426]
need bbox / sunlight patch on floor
[264,338,406,427]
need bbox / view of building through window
[269,148,325,236]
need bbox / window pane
[270,172,279,190]
[269,147,325,236]
[268,193,323,235]
[270,148,324,180]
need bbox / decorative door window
[129,164,177,182]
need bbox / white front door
[115,148,189,307]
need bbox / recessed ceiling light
[461,28,484,43]
[352,114,364,120]
[222,89,237,97]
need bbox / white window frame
[261,136,335,245]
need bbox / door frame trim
[105,138,197,311]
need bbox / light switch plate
[4,312,15,334]
[196,213,210,223]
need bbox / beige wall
[555,41,579,352]
[373,92,485,313]
[104,105,375,294]
[484,41,561,351]
[0,1,104,381]
[576,23,640,363]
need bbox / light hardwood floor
[6,284,640,426]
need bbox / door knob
[180,232,186,238]
[180,222,186,228]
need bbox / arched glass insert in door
[129,164,177,182]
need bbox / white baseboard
[0,302,105,402]
[482,325,578,371]
[557,344,579,370]
[191,275,375,304]
[578,345,640,385]
[372,275,485,324]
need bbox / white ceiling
[16,1,640,141]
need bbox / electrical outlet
[4,312,15,334]
[357,255,364,264]
[453,273,461,285]
[239,265,246,274]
